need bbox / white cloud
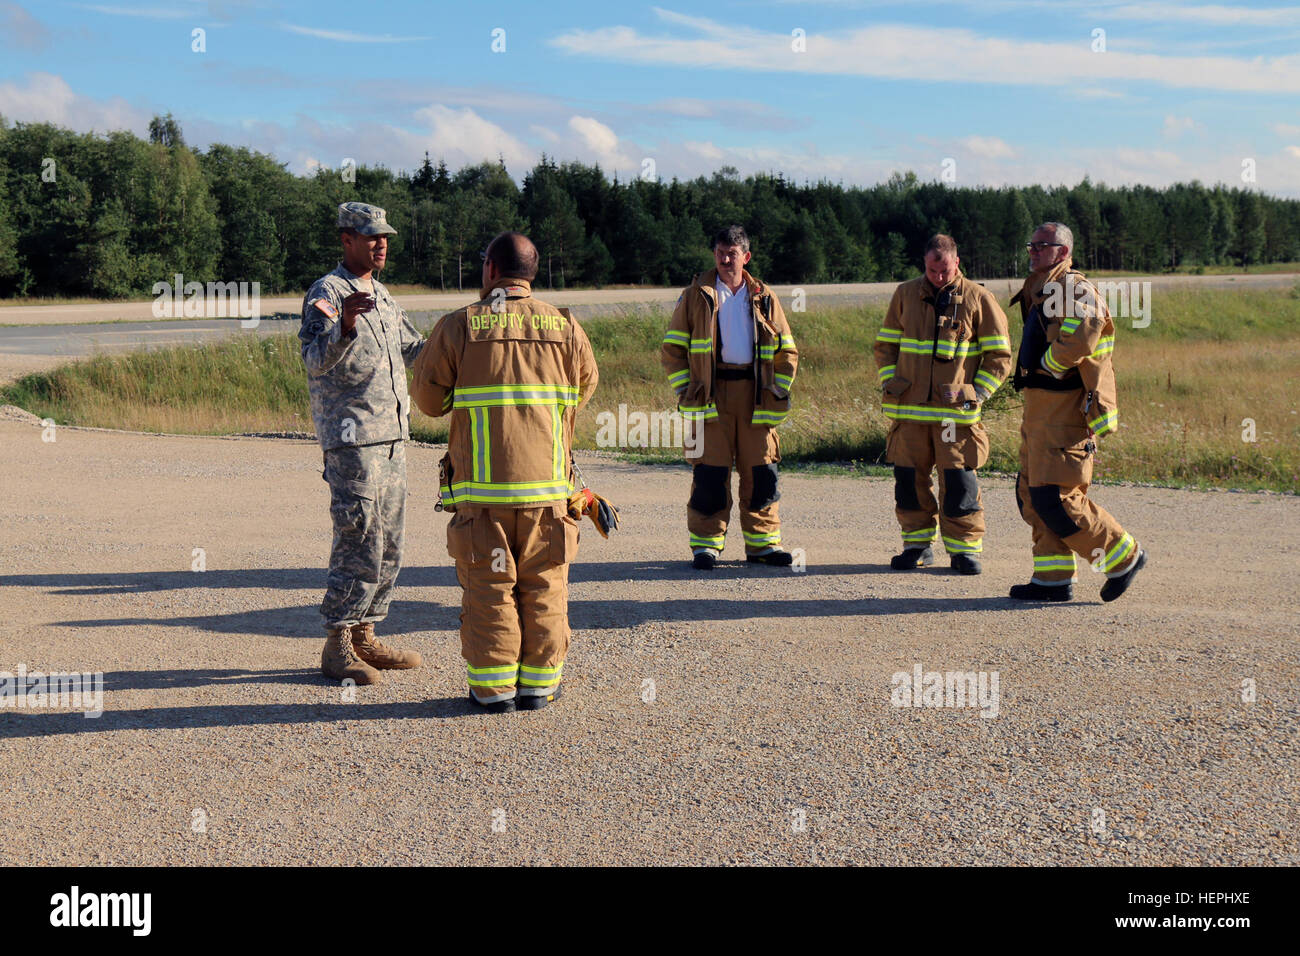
[1162,115,1199,138]
[281,23,431,43]
[567,115,634,170]
[1286,145,1300,160]
[958,135,1015,159]
[1,2,50,49]
[412,104,534,170]
[0,71,148,133]
[1102,3,1300,27]
[551,9,1300,93]
[1272,122,1300,137]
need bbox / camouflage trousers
[320,440,406,631]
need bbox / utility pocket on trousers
[330,479,374,535]
[1035,425,1094,487]
[446,511,473,562]
[883,375,910,398]
[549,511,581,565]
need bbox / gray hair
[1038,221,1074,255]
[712,224,750,253]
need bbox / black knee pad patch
[750,464,780,511]
[893,466,920,512]
[1029,484,1082,539]
[688,464,729,516]
[942,467,981,518]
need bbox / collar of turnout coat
[691,267,766,302]
[1015,257,1074,306]
[477,276,535,302]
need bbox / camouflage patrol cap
[337,201,397,236]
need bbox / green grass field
[4,286,1298,492]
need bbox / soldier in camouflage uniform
[300,202,426,684]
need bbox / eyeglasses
[1025,242,1065,251]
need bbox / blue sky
[3,0,1299,194]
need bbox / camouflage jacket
[299,264,425,451]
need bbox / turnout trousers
[1015,389,1139,586]
[321,440,406,631]
[885,419,990,555]
[447,504,580,704]
[685,375,782,556]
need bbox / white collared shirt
[715,278,753,364]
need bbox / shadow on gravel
[98,668,319,691]
[0,559,891,596]
[0,695,480,738]
[563,595,1014,629]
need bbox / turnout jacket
[299,264,426,452]
[1010,259,1119,437]
[874,272,1012,427]
[660,268,798,426]
[410,277,599,509]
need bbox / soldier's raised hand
[341,291,376,333]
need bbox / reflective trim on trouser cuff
[519,663,563,687]
[471,688,517,705]
[901,527,937,544]
[942,535,982,554]
[690,533,725,549]
[517,683,561,698]
[1101,535,1138,575]
[1029,576,1075,586]
[1034,554,1078,572]
[743,530,781,547]
[467,663,519,687]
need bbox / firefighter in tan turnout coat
[411,232,599,712]
[1008,221,1146,603]
[661,225,799,570]
[874,234,1012,575]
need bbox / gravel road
[0,414,1295,865]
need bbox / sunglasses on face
[1026,242,1065,251]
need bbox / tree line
[1,113,1297,299]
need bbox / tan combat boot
[321,626,383,685]
[351,623,422,670]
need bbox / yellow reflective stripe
[690,533,725,548]
[779,334,796,349]
[440,392,453,413]
[743,530,781,545]
[663,330,690,346]
[467,663,518,687]
[773,373,794,390]
[943,535,982,554]
[751,410,789,425]
[902,527,936,542]
[1102,533,1136,572]
[679,403,718,420]
[883,403,981,425]
[1043,348,1071,374]
[519,662,563,686]
[1034,554,1077,570]
[979,335,1010,348]
[876,328,902,344]
[689,338,713,353]
[469,407,490,483]
[878,364,896,383]
[551,404,564,482]
[1091,336,1115,357]
[974,369,1002,391]
[1089,411,1118,436]
[448,480,573,505]
[454,383,580,407]
[667,369,690,386]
